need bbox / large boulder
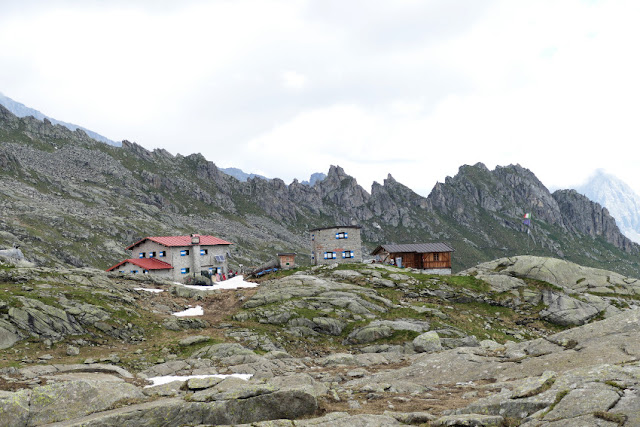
[413,331,442,353]
[58,389,318,426]
[539,290,600,326]
[0,380,145,426]
[464,256,640,295]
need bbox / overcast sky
[2,0,640,197]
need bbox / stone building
[107,234,233,281]
[310,225,362,265]
[277,253,296,270]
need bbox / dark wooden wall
[386,251,452,269]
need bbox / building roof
[309,225,362,232]
[371,243,455,255]
[126,235,233,250]
[106,257,174,272]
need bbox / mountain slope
[575,169,640,244]
[0,92,119,147]
[0,105,638,276]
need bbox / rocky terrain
[1,104,640,277]
[1,255,639,426]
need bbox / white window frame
[342,251,354,259]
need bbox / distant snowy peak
[576,169,640,244]
[0,92,119,146]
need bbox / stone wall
[311,227,362,265]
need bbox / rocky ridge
[1,104,639,277]
[1,256,639,425]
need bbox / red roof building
[108,234,233,281]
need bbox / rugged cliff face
[0,105,638,275]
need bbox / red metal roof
[106,258,174,272]
[126,235,233,250]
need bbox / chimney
[191,234,200,244]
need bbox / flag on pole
[523,213,531,226]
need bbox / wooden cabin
[371,243,454,273]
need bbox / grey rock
[28,379,144,425]
[192,343,255,360]
[413,331,442,353]
[142,380,185,397]
[331,270,363,279]
[63,390,318,426]
[297,411,403,426]
[511,371,556,398]
[0,389,30,427]
[66,345,80,356]
[432,414,504,426]
[178,335,211,346]
[186,376,226,390]
[0,320,22,349]
[384,410,437,424]
[542,383,621,421]
[539,290,600,326]
[311,317,345,336]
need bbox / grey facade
[310,226,362,265]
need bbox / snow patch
[145,373,253,388]
[134,288,164,293]
[173,275,258,291]
[172,305,204,317]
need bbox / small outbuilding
[371,243,454,274]
[277,253,296,270]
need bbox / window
[180,250,190,256]
[324,252,337,259]
[342,251,354,259]
[181,267,190,274]
[311,234,315,241]
[143,270,149,274]
[159,251,166,257]
[335,232,348,239]
[131,270,139,274]
[119,270,124,273]
[200,249,208,256]
[139,252,146,258]
[433,253,440,261]
[214,255,225,262]
[149,251,156,258]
